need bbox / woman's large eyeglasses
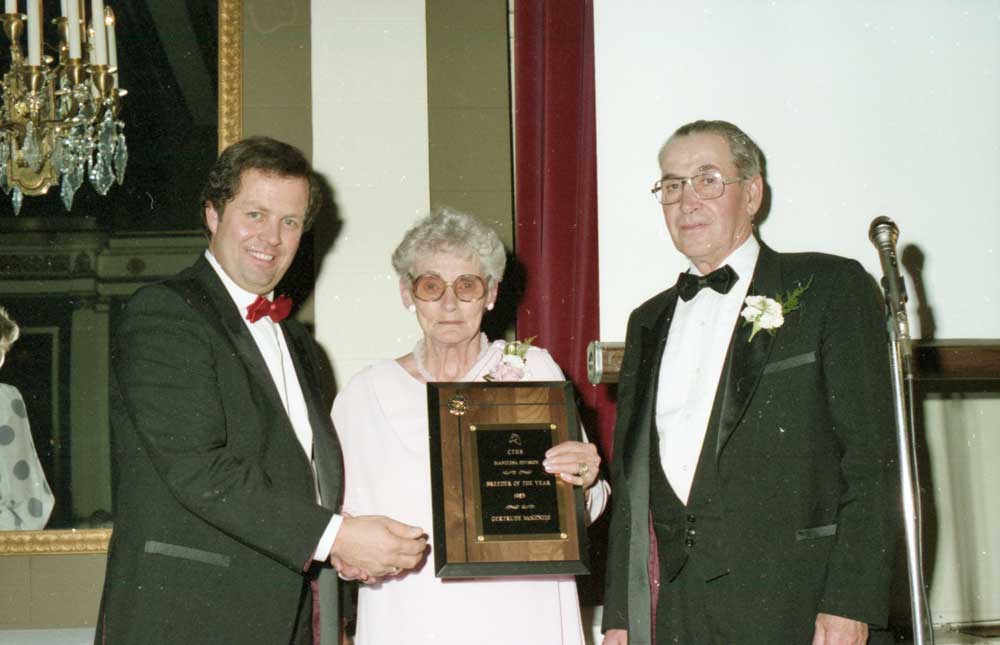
[651,171,744,205]
[409,273,487,302]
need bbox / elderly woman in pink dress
[332,208,608,644]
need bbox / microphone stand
[869,216,934,645]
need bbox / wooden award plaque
[427,381,590,578]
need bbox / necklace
[412,334,489,382]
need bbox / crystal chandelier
[1,0,126,215]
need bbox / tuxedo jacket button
[685,538,695,547]
[686,514,696,523]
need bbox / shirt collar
[688,234,759,280]
[204,250,274,315]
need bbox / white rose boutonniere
[740,276,813,342]
[484,336,537,382]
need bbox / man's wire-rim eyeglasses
[651,171,745,205]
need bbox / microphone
[868,215,898,255]
[868,216,912,358]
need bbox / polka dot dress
[0,383,54,530]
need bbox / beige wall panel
[0,557,31,627]
[243,0,312,156]
[428,108,512,192]
[426,25,509,107]
[428,189,514,249]
[27,555,105,628]
[426,0,513,268]
[0,554,105,629]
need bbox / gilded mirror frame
[0,0,243,556]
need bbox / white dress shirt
[655,236,759,504]
[205,251,341,559]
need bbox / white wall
[593,0,1000,627]
[311,1,430,384]
[594,0,1000,342]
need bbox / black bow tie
[676,265,739,302]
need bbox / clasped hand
[329,514,427,583]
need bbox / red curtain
[513,0,615,457]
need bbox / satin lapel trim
[624,291,678,485]
[219,309,293,428]
[715,248,781,459]
[623,290,676,645]
[283,325,322,437]
[283,324,343,510]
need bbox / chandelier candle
[89,0,105,65]
[65,0,81,58]
[104,6,116,79]
[26,0,39,65]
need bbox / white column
[311,1,430,385]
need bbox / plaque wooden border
[427,381,590,578]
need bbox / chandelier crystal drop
[1,1,125,215]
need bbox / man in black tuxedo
[602,121,897,645]
[97,137,427,645]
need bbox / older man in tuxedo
[602,121,897,645]
[97,137,426,645]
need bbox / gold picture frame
[0,528,114,556]
[0,0,243,556]
[218,0,243,152]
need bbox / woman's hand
[543,440,600,489]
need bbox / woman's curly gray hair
[391,208,507,283]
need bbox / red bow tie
[246,294,293,323]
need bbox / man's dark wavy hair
[199,136,322,232]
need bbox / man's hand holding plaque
[330,514,428,582]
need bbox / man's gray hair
[391,207,507,282]
[659,119,764,179]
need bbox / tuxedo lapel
[196,260,295,421]
[714,246,781,458]
[619,289,678,645]
[283,325,323,433]
[283,323,343,511]
[624,290,678,483]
